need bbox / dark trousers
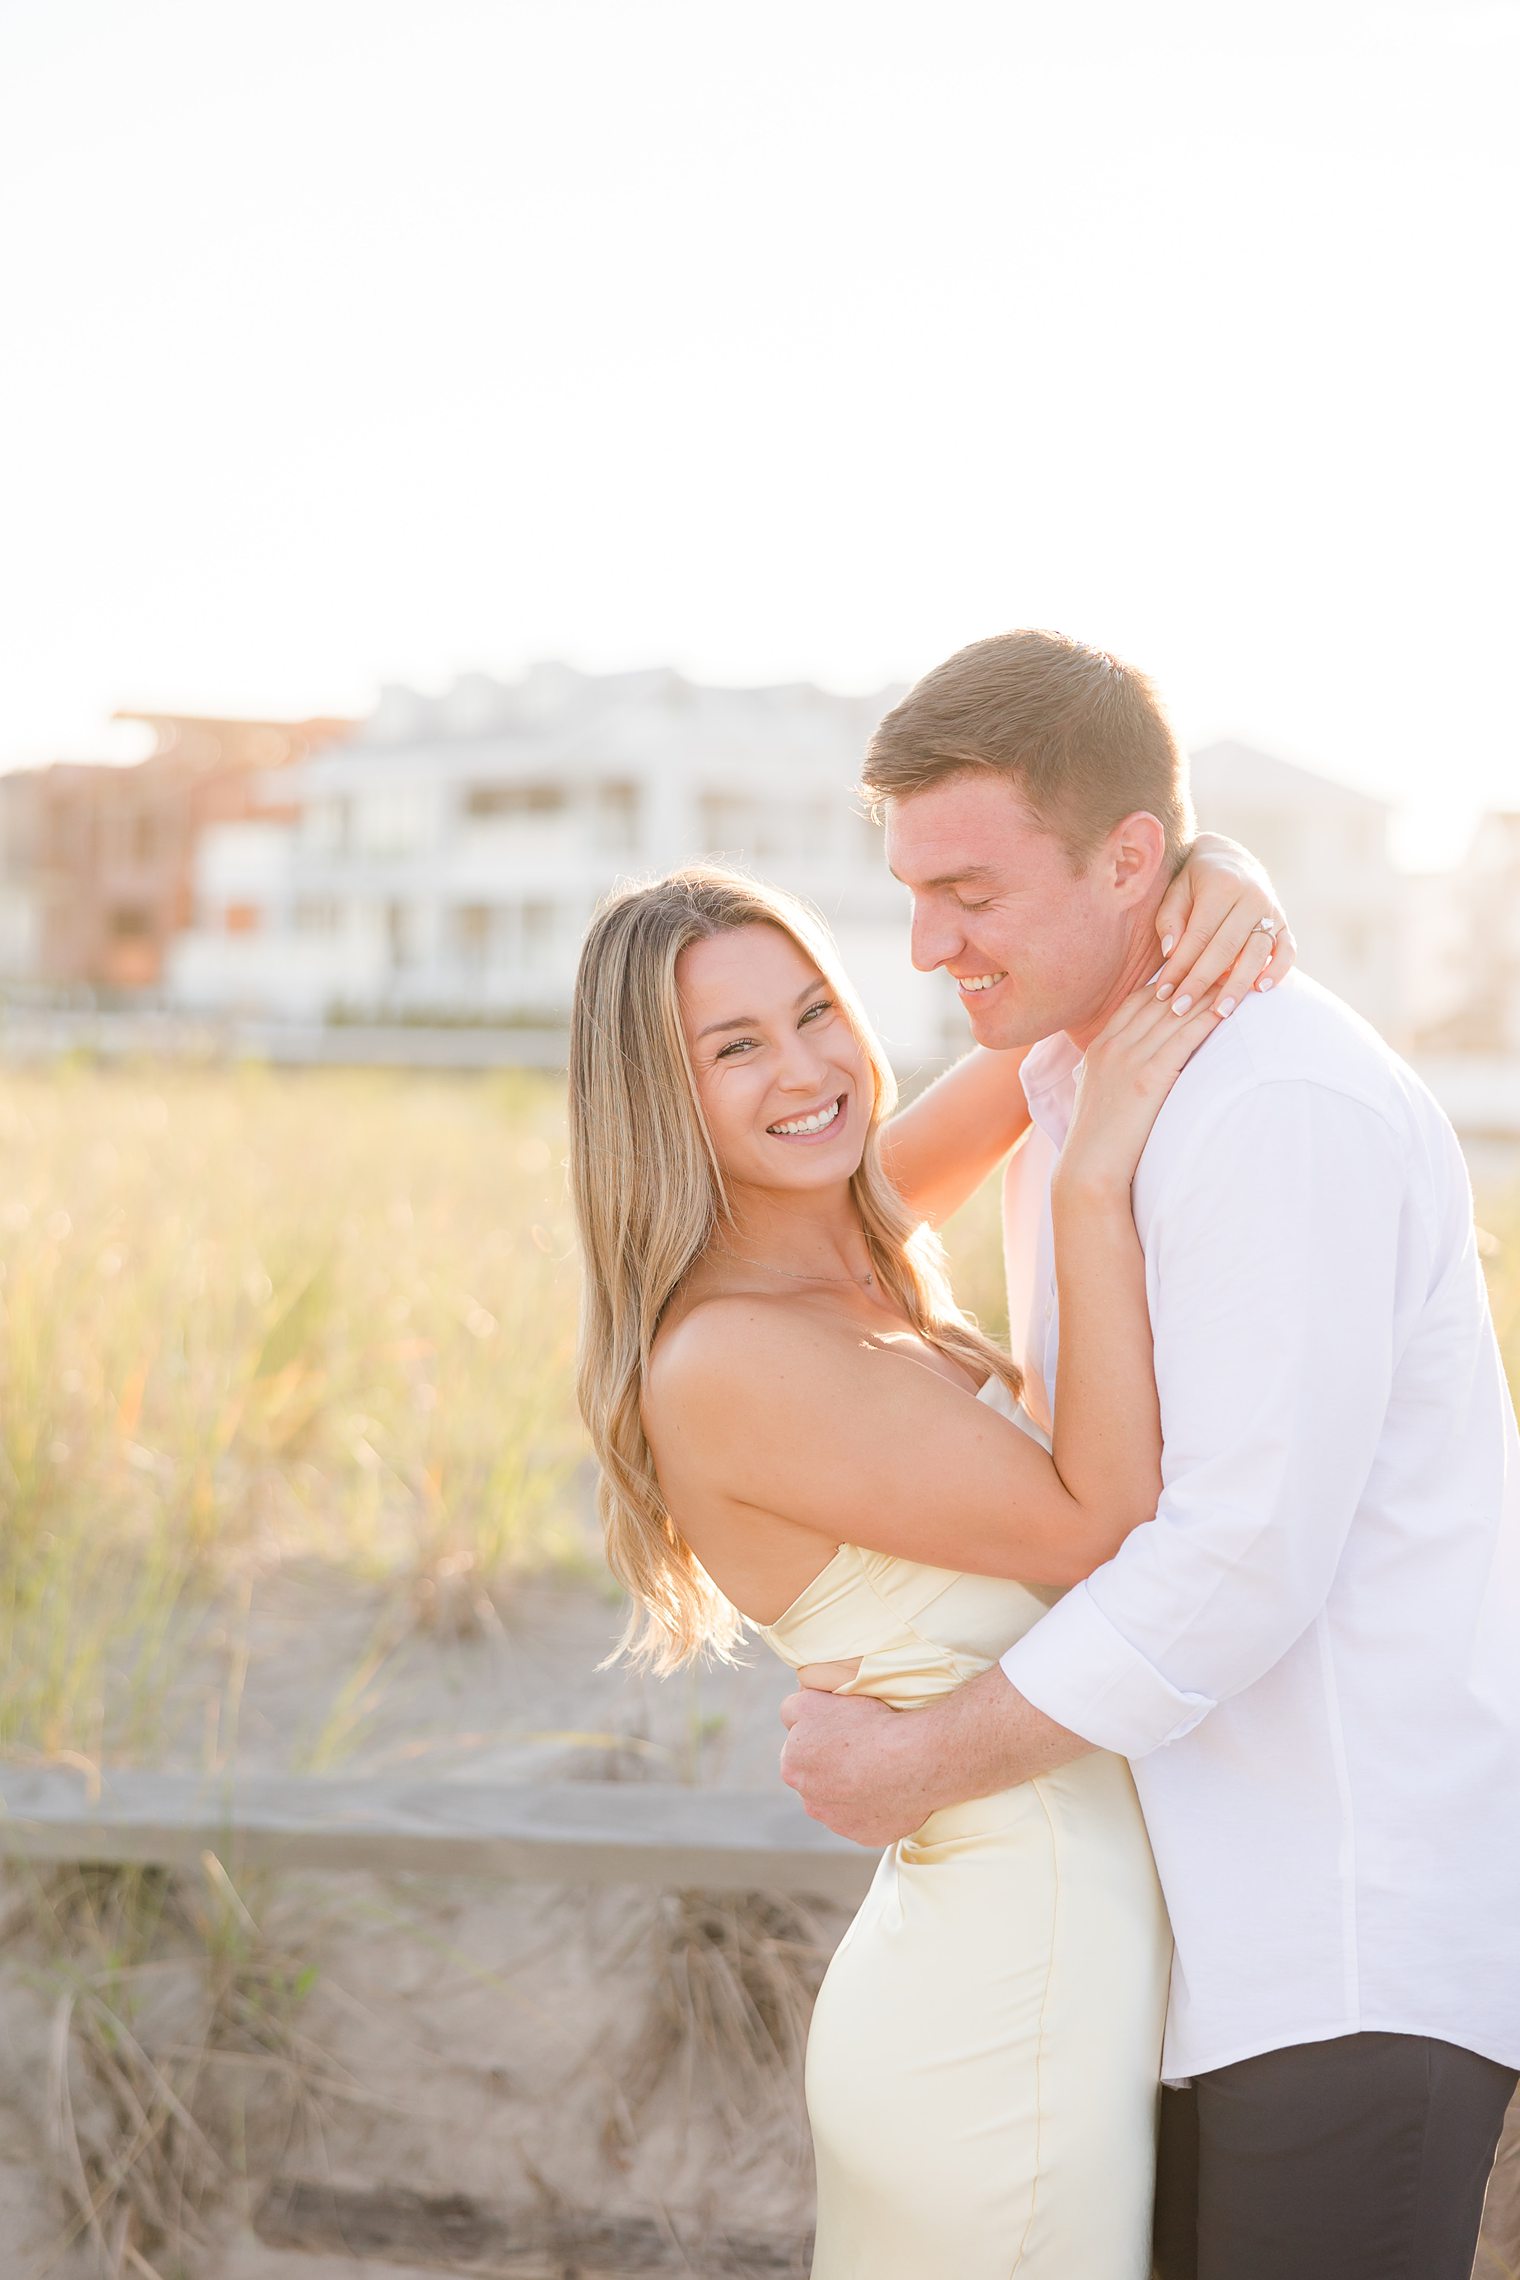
[1152,2032,1518,2280]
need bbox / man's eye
[954,895,992,913]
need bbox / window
[464,783,566,820]
[521,902,555,966]
[594,781,640,851]
[698,793,747,850]
[454,903,496,971]
[306,797,352,854]
[697,792,831,862]
[385,899,417,967]
[295,898,341,936]
[358,789,430,856]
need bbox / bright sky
[2,0,1516,863]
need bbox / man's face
[884,772,1134,1049]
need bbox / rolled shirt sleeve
[1002,1078,1410,1759]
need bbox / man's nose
[909,900,961,974]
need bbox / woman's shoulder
[647,1287,837,1419]
[646,1292,995,1453]
[643,1291,867,1503]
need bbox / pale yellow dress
[759,1376,1172,2280]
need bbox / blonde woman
[569,851,1289,2280]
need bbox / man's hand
[778,1690,940,1847]
[780,1667,1092,1845]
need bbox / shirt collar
[1019,1030,1085,1147]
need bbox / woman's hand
[1056,982,1225,1202]
[1152,833,1296,1013]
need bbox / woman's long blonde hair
[569,865,1022,1672]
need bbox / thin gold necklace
[718,1245,874,1290]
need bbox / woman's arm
[648,989,1220,1592]
[1151,832,1296,1005]
[878,1047,1034,1229]
[1044,992,1179,1525]
[880,834,1296,1230]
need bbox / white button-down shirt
[1000,972,1520,2084]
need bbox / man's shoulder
[1139,972,1456,1199]
[1173,971,1417,1122]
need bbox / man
[779,629,1520,2280]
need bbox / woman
[569,849,1289,2279]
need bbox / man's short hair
[861,629,1195,873]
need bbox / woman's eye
[715,1000,832,1058]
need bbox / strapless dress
[758,1373,1172,2279]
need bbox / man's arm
[780,1664,1087,1846]
[1008,1078,1404,1755]
[782,1078,1407,1840]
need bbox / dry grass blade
[622,1889,832,2143]
[0,1067,585,1766]
[43,1986,114,2276]
[15,1855,347,2280]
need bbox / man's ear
[1104,810,1169,905]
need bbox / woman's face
[676,923,873,1198]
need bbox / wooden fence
[5,1763,1517,2278]
[0,1763,875,1902]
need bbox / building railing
[0,1007,572,1070]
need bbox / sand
[0,1568,830,2278]
[2,1564,1515,2277]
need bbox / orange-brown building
[0,712,352,995]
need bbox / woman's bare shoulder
[646,1288,841,1423]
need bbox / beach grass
[0,1064,584,1766]
[0,1061,1513,1772]
[0,1062,1515,2276]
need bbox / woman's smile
[766,1092,849,1143]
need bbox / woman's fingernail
[1156,982,1175,1000]
[1161,935,1175,956]
[1172,994,1193,1015]
[1258,974,1274,992]
[1216,996,1236,1018]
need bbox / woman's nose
[775,1030,828,1090]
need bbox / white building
[1189,741,1406,1043]
[168,676,1419,1061]
[1407,811,1520,1055]
[167,664,972,1065]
